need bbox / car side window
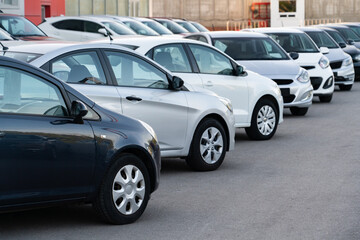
[0,66,68,117]
[105,51,169,89]
[152,44,192,73]
[84,21,103,33]
[51,51,107,85]
[52,20,84,32]
[198,36,208,43]
[188,44,234,75]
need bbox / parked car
[152,18,189,34]
[189,21,209,32]
[248,28,334,103]
[104,16,160,36]
[173,19,200,33]
[99,37,284,140]
[186,31,313,116]
[38,16,136,42]
[318,26,360,80]
[132,17,173,35]
[0,13,51,40]
[320,24,360,49]
[298,27,354,91]
[4,42,235,171]
[0,55,160,224]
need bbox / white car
[298,27,354,91]
[248,28,335,103]
[97,37,284,140]
[186,31,313,116]
[38,16,137,41]
[132,17,174,35]
[3,42,235,171]
[102,16,160,36]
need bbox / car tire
[93,153,150,224]
[319,94,333,103]
[339,84,352,91]
[290,107,308,116]
[186,118,227,171]
[245,98,278,140]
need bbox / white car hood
[325,48,349,62]
[295,52,324,66]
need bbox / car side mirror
[338,42,347,48]
[98,28,108,36]
[348,39,355,45]
[289,52,299,60]
[234,65,245,76]
[71,100,88,124]
[171,76,184,90]
[320,47,330,54]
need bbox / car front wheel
[290,107,308,116]
[93,153,150,224]
[245,98,278,140]
[339,85,352,91]
[319,94,333,103]
[186,118,227,171]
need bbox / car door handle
[205,81,213,87]
[126,96,142,102]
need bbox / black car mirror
[289,52,299,60]
[71,100,88,124]
[339,42,347,48]
[171,76,184,90]
[98,28,108,36]
[234,65,245,76]
[348,39,355,45]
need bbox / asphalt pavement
[1,83,360,240]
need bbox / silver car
[3,42,235,171]
[186,31,313,116]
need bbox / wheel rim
[256,105,276,136]
[112,165,145,215]
[200,127,223,164]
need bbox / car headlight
[139,120,158,141]
[219,97,233,113]
[343,56,353,66]
[353,54,360,62]
[319,56,330,69]
[296,68,310,83]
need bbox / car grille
[310,77,323,90]
[272,79,294,85]
[301,66,315,70]
[330,61,342,69]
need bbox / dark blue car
[0,56,160,224]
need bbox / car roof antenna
[0,42,8,51]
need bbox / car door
[103,50,189,151]
[48,50,122,114]
[0,64,96,205]
[51,19,84,41]
[186,43,249,124]
[146,43,203,88]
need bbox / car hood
[235,60,299,78]
[343,45,360,57]
[325,48,349,62]
[295,52,323,66]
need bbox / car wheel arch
[251,94,280,120]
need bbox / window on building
[279,0,296,13]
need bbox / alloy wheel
[200,127,224,164]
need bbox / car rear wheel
[319,94,333,103]
[290,107,308,116]
[245,98,278,140]
[93,153,150,224]
[186,118,227,171]
[339,84,352,91]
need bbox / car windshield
[191,22,209,32]
[156,19,188,34]
[175,21,199,33]
[0,16,46,37]
[306,31,338,49]
[1,51,42,63]
[268,32,319,53]
[347,25,360,38]
[213,37,289,60]
[336,27,360,42]
[101,21,136,35]
[325,30,347,45]
[122,21,159,36]
[141,20,173,35]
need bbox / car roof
[196,31,268,38]
[296,27,324,33]
[320,24,350,29]
[315,26,339,32]
[44,16,106,23]
[249,27,305,34]
[0,13,23,17]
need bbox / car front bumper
[333,63,355,86]
[307,66,334,96]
